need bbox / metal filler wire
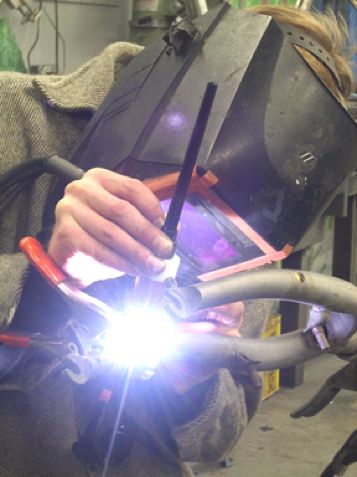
[101,365,134,477]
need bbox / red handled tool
[0,333,32,348]
[19,237,117,325]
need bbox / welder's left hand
[197,302,244,334]
[179,301,244,337]
[164,301,245,393]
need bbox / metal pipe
[173,329,323,371]
[164,269,357,319]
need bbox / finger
[178,322,218,334]
[215,302,245,317]
[178,321,241,337]
[82,184,173,258]
[49,218,141,285]
[217,327,241,337]
[82,169,164,224]
[55,198,166,277]
[206,302,244,327]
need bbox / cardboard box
[262,314,281,400]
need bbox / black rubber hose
[0,155,84,191]
[45,155,84,181]
[0,158,46,192]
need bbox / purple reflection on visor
[161,197,239,269]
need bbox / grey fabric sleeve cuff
[0,254,29,328]
[171,369,248,463]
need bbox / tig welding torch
[132,81,218,304]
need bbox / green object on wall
[230,0,296,7]
[0,18,26,72]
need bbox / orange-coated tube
[19,237,66,287]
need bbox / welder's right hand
[48,168,174,287]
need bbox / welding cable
[0,155,84,216]
[0,155,83,193]
[0,181,30,215]
[0,158,47,193]
[45,154,84,181]
[0,177,45,216]
[0,159,46,217]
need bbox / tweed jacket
[0,42,272,477]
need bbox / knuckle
[64,179,85,197]
[83,167,105,179]
[137,222,160,247]
[139,220,155,237]
[52,224,76,250]
[124,177,145,197]
[56,217,76,238]
[84,241,102,264]
[101,221,119,247]
[127,177,142,190]
[112,199,132,222]
[134,249,152,270]
[54,197,72,219]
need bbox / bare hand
[164,302,245,393]
[48,168,173,287]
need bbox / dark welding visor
[68,3,357,281]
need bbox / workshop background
[2,0,357,75]
[2,0,357,476]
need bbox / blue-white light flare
[100,306,180,369]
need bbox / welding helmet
[67,3,357,282]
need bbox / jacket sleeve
[0,253,29,329]
[126,367,261,464]
[0,42,143,330]
[169,304,274,462]
[171,369,252,462]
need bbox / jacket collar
[32,42,143,113]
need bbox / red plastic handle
[19,237,66,287]
[0,333,31,348]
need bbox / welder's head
[252,5,353,105]
[69,4,357,281]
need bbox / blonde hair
[250,5,354,101]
